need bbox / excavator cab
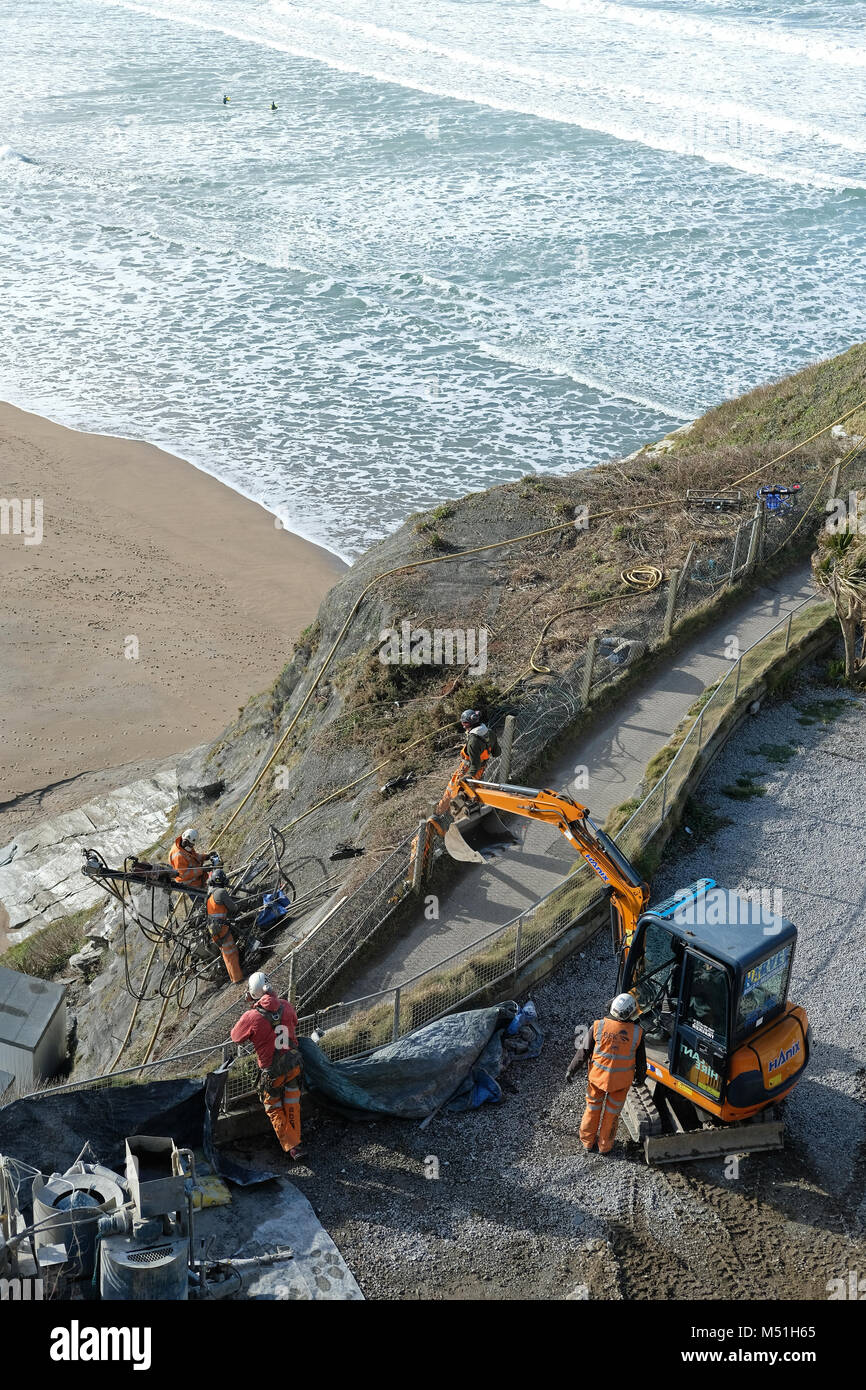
[615,881,810,1158]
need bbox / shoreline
[0,393,351,565]
[0,401,346,813]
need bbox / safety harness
[254,1001,302,1088]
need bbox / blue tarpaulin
[299,1002,543,1121]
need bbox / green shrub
[0,906,99,979]
[721,773,766,800]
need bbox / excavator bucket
[621,1082,785,1166]
[444,823,486,864]
[642,1119,784,1166]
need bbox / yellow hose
[528,566,664,675]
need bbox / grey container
[99,1233,189,1300]
[33,1167,125,1279]
[125,1136,186,1218]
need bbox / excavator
[437,772,811,1164]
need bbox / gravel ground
[229,661,866,1300]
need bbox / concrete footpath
[350,563,817,995]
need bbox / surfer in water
[270,101,278,111]
[223,94,230,105]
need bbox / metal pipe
[175,1148,197,1279]
[224,1249,294,1270]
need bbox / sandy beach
[0,403,346,812]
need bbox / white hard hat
[610,993,638,1019]
[248,972,270,999]
[182,827,199,843]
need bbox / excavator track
[621,1083,664,1146]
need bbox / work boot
[287,1144,307,1161]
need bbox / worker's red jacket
[230,993,298,1069]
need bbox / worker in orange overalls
[205,868,244,983]
[169,827,211,891]
[230,973,305,1161]
[567,994,646,1154]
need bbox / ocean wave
[271,1,566,85]
[607,82,866,157]
[86,0,865,191]
[540,0,866,69]
[477,340,693,419]
[396,270,505,311]
[0,146,37,164]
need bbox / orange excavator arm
[438,775,649,944]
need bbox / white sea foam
[540,0,866,69]
[477,341,693,420]
[83,0,865,190]
[0,145,36,164]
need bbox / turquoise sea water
[1,0,864,558]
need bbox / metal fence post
[392,988,401,1042]
[745,500,764,573]
[286,949,295,1004]
[734,658,742,700]
[411,818,427,893]
[828,461,841,506]
[696,710,705,751]
[580,634,599,707]
[784,611,793,651]
[663,569,680,641]
[728,523,742,586]
[498,714,516,783]
[660,771,668,821]
[514,916,523,970]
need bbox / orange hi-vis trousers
[580,1081,630,1153]
[262,1066,302,1152]
[210,922,243,983]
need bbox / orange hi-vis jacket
[206,891,228,934]
[588,1016,643,1093]
[460,724,495,776]
[206,888,243,983]
[169,836,206,890]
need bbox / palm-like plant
[812,494,866,683]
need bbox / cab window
[681,956,728,1041]
[736,944,792,1037]
[628,920,683,1015]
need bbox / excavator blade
[643,1119,784,1166]
[443,823,486,863]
